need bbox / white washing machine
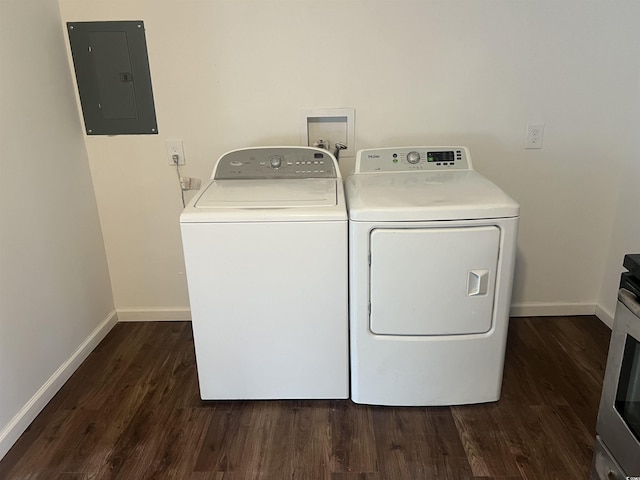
[180,146,348,400]
[346,146,519,406]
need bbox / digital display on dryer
[427,151,455,163]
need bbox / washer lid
[196,178,337,208]
[180,177,346,223]
[345,170,519,221]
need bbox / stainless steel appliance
[592,254,640,479]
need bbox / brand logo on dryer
[367,154,380,159]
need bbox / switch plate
[525,123,544,149]
[166,139,185,165]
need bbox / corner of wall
[0,310,118,461]
[595,303,614,329]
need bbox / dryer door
[369,226,500,335]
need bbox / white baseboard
[595,304,614,329]
[116,308,191,322]
[510,302,597,318]
[0,309,118,461]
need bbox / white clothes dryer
[180,146,348,400]
[346,147,519,406]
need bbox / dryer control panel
[355,147,472,173]
[213,147,338,180]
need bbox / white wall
[58,0,640,319]
[597,79,640,326]
[0,0,115,459]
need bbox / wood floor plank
[370,406,473,480]
[231,401,283,479]
[330,473,380,480]
[539,317,608,431]
[329,400,377,474]
[0,316,610,480]
[518,318,605,432]
[290,401,332,480]
[0,325,145,478]
[424,408,475,479]
[473,477,523,480]
[1,409,101,478]
[193,401,247,473]
[257,401,297,479]
[451,404,520,477]
[142,407,214,479]
[369,407,412,479]
[236,401,279,479]
[501,320,568,407]
[56,322,154,411]
[7,474,99,480]
[499,323,547,406]
[492,403,588,480]
[93,323,193,479]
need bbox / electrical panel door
[67,21,157,135]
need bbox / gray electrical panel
[67,21,158,135]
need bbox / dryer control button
[406,151,421,164]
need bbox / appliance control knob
[406,151,421,164]
[269,156,283,168]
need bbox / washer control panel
[355,147,472,173]
[213,147,338,180]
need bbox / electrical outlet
[525,124,544,149]
[166,140,185,165]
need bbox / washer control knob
[269,156,283,168]
[406,151,421,164]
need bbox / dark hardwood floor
[0,316,610,479]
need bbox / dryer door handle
[467,269,489,296]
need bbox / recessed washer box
[301,108,355,157]
[67,21,158,135]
